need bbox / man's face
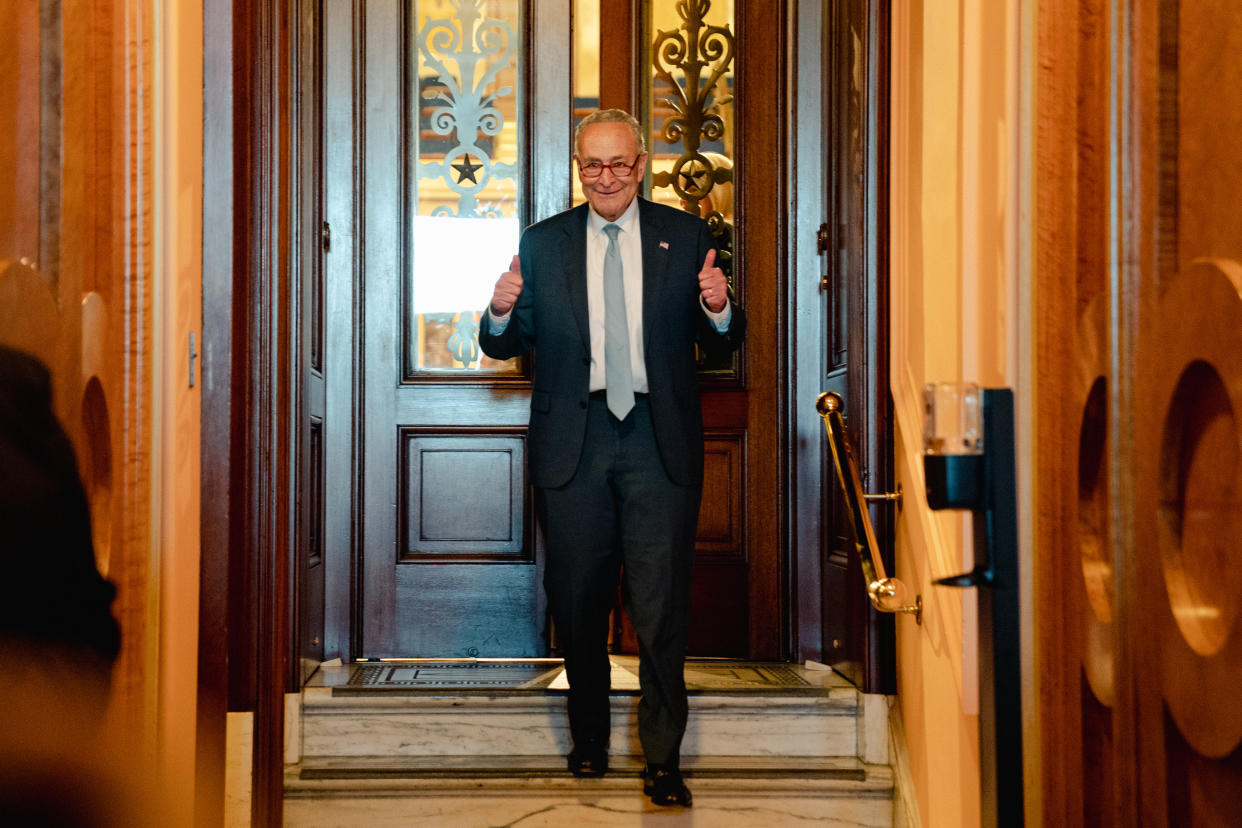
[576,122,647,222]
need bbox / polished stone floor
[285,780,894,827]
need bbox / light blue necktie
[602,223,634,420]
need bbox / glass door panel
[408,0,524,375]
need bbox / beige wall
[889,2,1023,826]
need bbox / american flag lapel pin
[659,241,669,250]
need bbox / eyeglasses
[577,154,643,180]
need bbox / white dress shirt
[586,199,645,393]
[488,199,733,392]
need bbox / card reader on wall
[922,381,985,511]
[921,382,1023,828]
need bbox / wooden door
[295,0,327,683]
[334,0,790,660]
[790,0,893,691]
[339,0,570,657]
[1035,0,1242,822]
[587,0,786,659]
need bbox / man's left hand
[698,249,729,313]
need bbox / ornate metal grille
[649,0,736,277]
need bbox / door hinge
[188,331,198,388]
[816,222,830,254]
[321,220,331,252]
[817,222,831,290]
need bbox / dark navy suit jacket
[479,198,746,489]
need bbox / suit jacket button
[582,357,590,366]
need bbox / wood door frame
[789,0,827,666]
[200,0,301,823]
[857,0,895,694]
[735,0,791,660]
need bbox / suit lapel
[638,198,670,353]
[560,205,590,350]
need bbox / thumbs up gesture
[489,255,523,316]
[698,249,728,313]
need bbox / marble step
[295,753,872,779]
[297,688,861,762]
[284,758,895,828]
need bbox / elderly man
[480,108,745,807]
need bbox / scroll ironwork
[650,0,735,271]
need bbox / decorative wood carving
[1146,263,1242,761]
[1038,0,1242,821]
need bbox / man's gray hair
[574,109,647,156]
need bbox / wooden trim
[737,0,788,658]
[531,0,573,221]
[598,0,639,113]
[251,0,295,821]
[199,0,297,824]
[863,0,895,694]
[1033,0,1089,822]
[319,0,362,665]
[198,0,239,823]
[788,0,825,663]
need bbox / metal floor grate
[341,658,819,692]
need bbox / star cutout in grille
[679,161,710,195]
[452,154,484,185]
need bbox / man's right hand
[489,255,522,316]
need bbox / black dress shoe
[643,766,692,807]
[567,747,608,777]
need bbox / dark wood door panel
[687,432,747,655]
[393,563,544,657]
[401,432,528,561]
[391,388,530,425]
[688,564,749,656]
[296,0,327,686]
[697,434,745,557]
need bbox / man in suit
[479,109,745,807]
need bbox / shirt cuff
[487,308,512,335]
[700,296,732,333]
